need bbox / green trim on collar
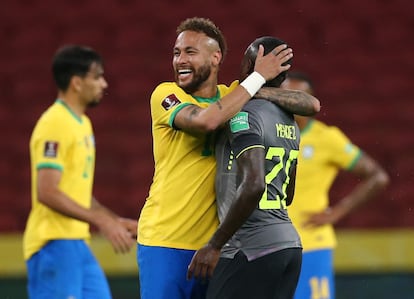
[193,89,221,103]
[56,99,83,124]
[300,119,314,135]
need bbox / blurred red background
[0,0,412,231]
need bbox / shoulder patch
[161,94,181,110]
[44,141,59,158]
[230,112,249,133]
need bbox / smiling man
[136,17,320,299]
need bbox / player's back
[217,98,302,261]
[241,98,299,223]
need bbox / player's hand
[118,217,138,240]
[187,244,221,281]
[95,211,136,254]
[303,207,343,227]
[254,44,293,81]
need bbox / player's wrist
[207,241,222,250]
[240,71,266,97]
[209,227,232,250]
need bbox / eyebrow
[174,46,199,51]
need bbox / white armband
[239,71,266,97]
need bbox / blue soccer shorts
[294,248,335,299]
[137,244,208,299]
[26,239,111,299]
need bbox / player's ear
[70,76,83,92]
[212,49,222,66]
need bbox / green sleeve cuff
[168,103,193,129]
[347,150,362,170]
[37,162,63,171]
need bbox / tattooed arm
[255,87,320,116]
[173,44,293,134]
[173,87,251,133]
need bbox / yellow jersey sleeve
[324,126,362,170]
[32,113,73,171]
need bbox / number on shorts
[310,276,330,299]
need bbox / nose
[175,52,188,64]
[101,77,108,89]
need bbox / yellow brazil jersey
[23,99,95,260]
[138,81,238,250]
[288,119,361,252]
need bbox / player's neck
[57,92,86,117]
[191,77,218,98]
[295,115,310,130]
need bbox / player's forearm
[335,168,390,218]
[209,149,266,249]
[209,190,261,250]
[196,86,253,131]
[256,87,321,116]
[178,75,265,132]
[38,188,98,224]
[91,197,119,218]
[175,89,251,133]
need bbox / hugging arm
[255,87,321,116]
[174,45,293,133]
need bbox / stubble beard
[86,97,101,108]
[178,64,211,94]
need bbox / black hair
[52,45,103,91]
[176,17,227,64]
[241,36,292,87]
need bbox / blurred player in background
[23,45,137,299]
[282,71,390,299]
[188,36,303,299]
[137,17,320,299]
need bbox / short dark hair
[241,36,292,88]
[52,45,103,91]
[176,17,227,64]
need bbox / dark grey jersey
[215,98,302,261]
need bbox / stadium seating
[0,0,412,231]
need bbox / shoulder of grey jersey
[243,98,299,147]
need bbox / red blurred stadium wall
[0,0,412,232]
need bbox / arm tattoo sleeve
[186,106,201,124]
[255,87,320,116]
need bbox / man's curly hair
[176,17,227,64]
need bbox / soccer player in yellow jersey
[137,18,320,299]
[23,45,137,299]
[282,72,390,299]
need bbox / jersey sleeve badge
[161,94,181,111]
[230,112,250,133]
[44,141,59,158]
